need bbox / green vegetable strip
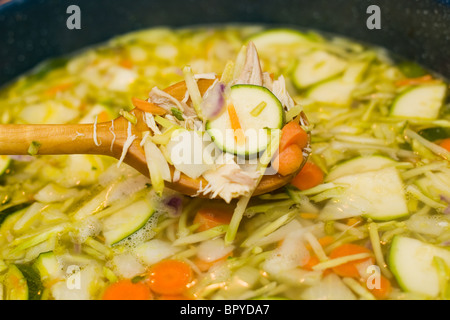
[225,129,281,245]
[173,225,228,246]
[119,109,137,125]
[312,253,372,271]
[27,141,41,156]
[183,66,203,120]
[368,222,393,279]
[250,101,267,117]
[240,211,296,248]
[220,60,235,84]
[432,256,450,300]
[225,195,251,245]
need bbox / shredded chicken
[143,112,161,135]
[272,75,296,111]
[149,86,185,112]
[201,158,260,203]
[262,72,274,91]
[149,86,197,117]
[234,42,263,86]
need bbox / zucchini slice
[325,155,396,182]
[320,167,408,221]
[306,77,356,106]
[0,155,10,176]
[3,264,28,300]
[293,50,348,88]
[389,236,450,298]
[34,251,63,282]
[248,29,313,51]
[102,199,155,245]
[3,264,43,300]
[390,83,447,120]
[206,84,284,156]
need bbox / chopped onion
[196,238,234,263]
[201,81,228,120]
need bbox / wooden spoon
[0,79,310,197]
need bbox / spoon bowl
[0,78,311,198]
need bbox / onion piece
[201,81,228,120]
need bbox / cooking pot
[0,0,449,86]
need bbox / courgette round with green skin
[102,199,155,245]
[325,155,396,182]
[292,50,348,89]
[389,236,450,298]
[0,155,11,176]
[3,264,44,300]
[206,84,284,156]
[248,29,314,51]
[320,166,409,221]
[390,83,447,120]
[305,77,356,106]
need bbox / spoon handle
[0,122,114,156]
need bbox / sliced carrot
[227,103,246,146]
[394,74,434,87]
[193,204,234,232]
[119,59,133,69]
[97,110,112,122]
[131,97,168,115]
[147,259,193,295]
[299,212,319,220]
[290,161,324,191]
[101,279,153,300]
[273,144,303,176]
[302,255,320,271]
[318,235,335,248]
[44,82,73,96]
[438,138,450,152]
[346,217,363,227]
[328,243,375,278]
[365,274,392,299]
[279,121,308,151]
[158,294,193,300]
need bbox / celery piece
[119,109,137,125]
[250,101,267,117]
[27,141,41,156]
[171,108,184,121]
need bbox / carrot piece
[44,82,73,96]
[438,138,450,152]
[394,74,434,87]
[147,259,193,295]
[328,243,374,278]
[290,161,324,191]
[119,59,133,69]
[318,235,335,248]
[303,255,320,271]
[273,144,303,176]
[365,274,392,299]
[227,103,246,145]
[299,212,319,220]
[131,97,168,115]
[158,294,193,300]
[193,205,234,232]
[101,279,153,300]
[279,121,308,151]
[97,110,111,122]
[346,217,363,227]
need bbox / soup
[0,25,449,300]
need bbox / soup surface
[0,25,449,300]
